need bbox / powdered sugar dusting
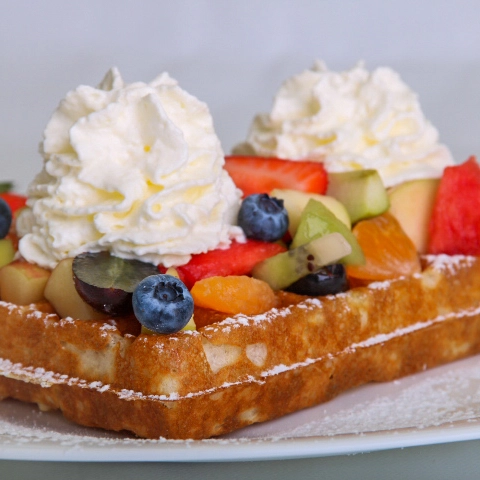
[1,354,479,452]
[424,254,476,274]
[3,305,480,403]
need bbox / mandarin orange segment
[346,212,421,286]
[190,275,277,315]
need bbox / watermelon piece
[224,155,328,197]
[168,239,287,289]
[428,156,480,255]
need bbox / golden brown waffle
[1,254,480,439]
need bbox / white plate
[1,354,480,462]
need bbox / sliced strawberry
[172,240,287,289]
[428,156,480,255]
[0,192,27,214]
[224,155,328,197]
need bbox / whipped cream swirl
[234,61,454,187]
[18,68,243,269]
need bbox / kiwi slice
[72,251,158,316]
[251,232,352,291]
[291,199,365,265]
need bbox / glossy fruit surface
[224,155,328,197]
[73,251,158,316]
[291,199,364,265]
[388,178,439,254]
[286,264,348,296]
[0,198,12,239]
[174,239,286,289]
[133,274,194,334]
[238,194,289,242]
[326,169,389,223]
[346,212,421,285]
[428,156,480,255]
[191,275,276,315]
[252,232,352,290]
[271,188,351,235]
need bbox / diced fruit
[174,240,287,289]
[224,155,328,197]
[326,170,389,223]
[0,238,15,269]
[0,198,12,239]
[191,275,276,315]
[0,192,27,214]
[0,260,51,305]
[291,199,365,265]
[270,188,351,235]
[72,251,158,316]
[238,193,289,242]
[388,178,440,254]
[285,264,348,297]
[252,232,352,291]
[181,316,197,331]
[44,258,108,320]
[428,156,480,255]
[133,274,194,334]
[346,212,421,286]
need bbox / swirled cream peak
[18,68,243,269]
[234,61,454,187]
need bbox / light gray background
[1,0,480,193]
[1,0,480,478]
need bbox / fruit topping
[291,199,365,265]
[0,260,51,305]
[0,198,12,239]
[388,178,440,254]
[174,239,287,289]
[428,156,480,255]
[0,238,15,269]
[252,232,352,290]
[224,155,328,197]
[271,188,351,235]
[346,212,421,286]
[0,192,27,215]
[72,251,158,316]
[326,170,389,223]
[238,193,289,242]
[191,275,276,315]
[133,274,194,334]
[44,258,108,320]
[285,264,348,297]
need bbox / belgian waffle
[1,254,480,439]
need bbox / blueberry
[238,194,289,242]
[132,274,194,334]
[286,264,348,296]
[0,198,12,239]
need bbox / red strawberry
[172,239,286,289]
[224,155,328,197]
[0,192,27,214]
[428,156,480,255]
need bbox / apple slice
[0,260,51,305]
[327,170,389,223]
[270,188,351,236]
[388,178,440,254]
[44,258,108,320]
